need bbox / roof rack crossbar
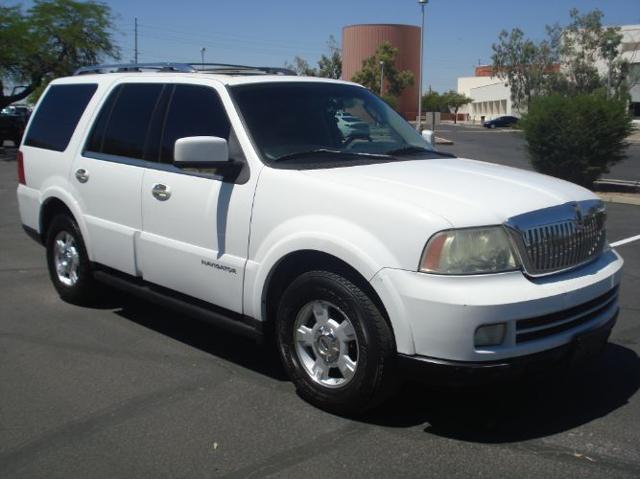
[74,62,296,76]
[74,63,196,75]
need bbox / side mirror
[174,136,230,168]
[421,130,434,146]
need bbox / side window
[86,83,163,160]
[24,84,97,151]
[160,85,231,163]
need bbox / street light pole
[417,0,428,131]
[380,61,385,96]
[200,47,206,69]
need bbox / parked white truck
[16,63,623,414]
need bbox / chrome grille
[506,200,607,276]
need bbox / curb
[594,179,640,194]
[597,192,640,206]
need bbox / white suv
[16,63,623,414]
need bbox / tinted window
[88,83,163,159]
[160,85,231,162]
[25,84,97,151]
[231,83,430,162]
[85,85,119,153]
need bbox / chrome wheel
[53,231,80,287]
[293,300,359,388]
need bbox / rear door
[139,83,253,313]
[73,82,167,275]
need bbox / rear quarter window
[24,84,97,151]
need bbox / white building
[457,74,517,123]
[457,24,640,122]
[606,25,639,118]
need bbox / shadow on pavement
[108,292,288,382]
[91,290,639,442]
[363,343,640,443]
[0,145,17,161]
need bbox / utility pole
[417,0,428,131]
[379,61,385,96]
[201,47,206,69]
[134,17,139,64]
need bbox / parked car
[2,105,31,121]
[0,113,25,146]
[483,115,519,128]
[16,63,622,414]
[335,110,371,141]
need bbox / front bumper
[370,248,623,361]
[397,310,617,384]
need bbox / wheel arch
[39,191,91,258]
[260,250,394,341]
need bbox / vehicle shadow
[105,291,288,382]
[362,343,640,443]
[96,290,640,442]
[1,145,17,161]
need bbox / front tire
[46,215,98,305]
[276,270,397,415]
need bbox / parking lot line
[611,234,640,247]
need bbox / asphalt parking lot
[1,146,639,478]
[437,123,640,182]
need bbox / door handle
[75,168,89,183]
[151,183,171,201]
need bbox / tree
[317,35,342,79]
[0,0,119,109]
[351,41,414,99]
[443,90,472,123]
[560,8,627,97]
[521,93,632,188]
[421,90,446,112]
[491,9,629,108]
[284,56,317,76]
[285,36,342,79]
[421,90,472,123]
[491,27,558,109]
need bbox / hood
[301,157,596,227]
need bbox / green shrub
[521,93,632,188]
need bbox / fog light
[475,323,506,347]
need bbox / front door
[139,84,253,313]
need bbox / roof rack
[74,62,296,76]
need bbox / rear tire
[276,270,397,415]
[46,215,98,305]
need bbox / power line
[138,22,331,50]
[136,31,326,57]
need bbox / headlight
[419,226,520,275]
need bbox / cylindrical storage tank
[342,24,420,120]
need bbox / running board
[93,269,264,342]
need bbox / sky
[75,0,640,92]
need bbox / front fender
[243,215,417,354]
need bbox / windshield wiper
[274,148,392,162]
[385,146,433,156]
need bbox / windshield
[230,82,432,163]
